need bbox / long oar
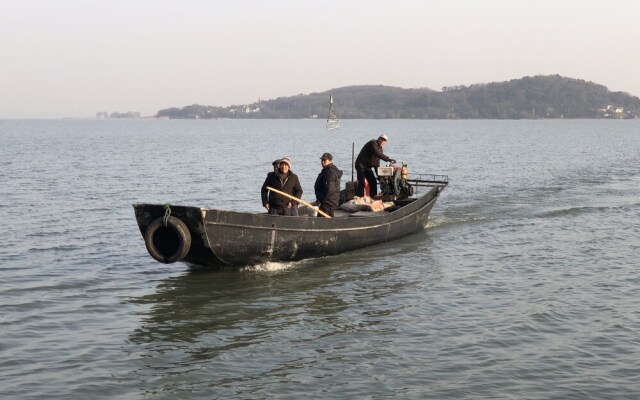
[266,186,332,219]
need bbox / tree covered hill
[157,75,640,119]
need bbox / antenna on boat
[351,142,354,182]
[326,94,340,131]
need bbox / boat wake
[534,202,640,219]
[240,261,299,273]
[426,215,493,229]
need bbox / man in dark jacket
[354,134,395,197]
[261,157,303,216]
[314,153,343,217]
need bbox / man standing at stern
[355,134,395,197]
[314,153,343,217]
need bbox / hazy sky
[1,0,639,118]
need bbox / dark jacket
[314,164,343,209]
[355,139,391,171]
[261,171,303,209]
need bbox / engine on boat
[378,163,414,199]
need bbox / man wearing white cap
[261,157,303,215]
[354,134,396,197]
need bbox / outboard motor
[378,163,414,199]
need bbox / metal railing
[406,174,449,186]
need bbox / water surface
[1,119,639,399]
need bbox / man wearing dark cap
[355,134,396,197]
[314,152,343,217]
[261,159,280,211]
[271,159,280,172]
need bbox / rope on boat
[162,204,171,227]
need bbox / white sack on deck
[340,196,386,213]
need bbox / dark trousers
[317,203,335,217]
[268,205,297,216]
[356,169,378,197]
[268,207,284,215]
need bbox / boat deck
[298,208,382,218]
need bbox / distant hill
[156,75,640,119]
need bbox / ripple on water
[2,120,640,399]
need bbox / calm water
[1,119,639,399]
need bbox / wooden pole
[265,186,332,219]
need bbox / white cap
[280,157,291,168]
[378,134,388,141]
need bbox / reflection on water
[129,262,340,344]
[124,235,439,396]
[128,249,421,347]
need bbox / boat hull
[133,185,444,267]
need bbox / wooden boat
[133,174,448,267]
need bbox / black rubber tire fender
[144,216,192,263]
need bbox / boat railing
[405,174,449,196]
[406,174,449,187]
